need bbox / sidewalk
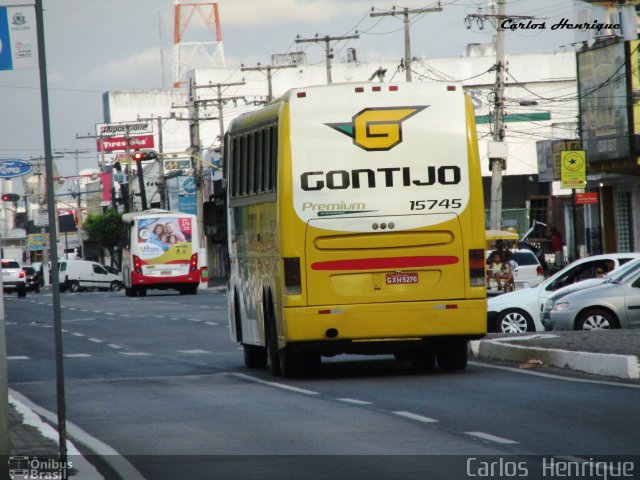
[471,330,640,380]
[9,390,104,479]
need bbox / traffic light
[1,193,19,202]
[132,150,158,162]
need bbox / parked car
[541,258,640,330]
[1,259,27,297]
[22,266,42,293]
[487,253,640,333]
[547,262,640,330]
[59,259,123,292]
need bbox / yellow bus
[220,82,486,377]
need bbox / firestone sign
[97,134,155,152]
[0,158,32,178]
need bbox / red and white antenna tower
[173,0,225,88]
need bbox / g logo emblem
[326,106,427,151]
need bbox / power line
[370,5,443,82]
[295,33,360,84]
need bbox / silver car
[542,258,640,330]
[547,262,640,330]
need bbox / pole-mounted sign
[0,159,32,178]
[560,150,587,189]
[0,6,38,70]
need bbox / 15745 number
[410,199,462,210]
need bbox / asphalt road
[5,289,640,479]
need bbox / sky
[0,0,596,180]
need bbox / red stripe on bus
[311,256,459,271]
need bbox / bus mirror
[204,200,226,244]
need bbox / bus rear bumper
[283,299,486,348]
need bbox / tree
[83,209,122,268]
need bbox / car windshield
[608,258,640,283]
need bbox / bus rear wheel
[265,301,281,376]
[410,344,436,371]
[243,344,268,369]
[436,339,468,371]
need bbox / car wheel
[17,286,27,298]
[69,281,80,293]
[576,309,618,331]
[496,309,534,333]
[110,281,121,292]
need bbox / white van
[59,260,123,292]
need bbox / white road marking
[187,319,202,322]
[10,388,146,480]
[64,354,92,358]
[71,332,86,337]
[204,322,218,326]
[119,352,152,356]
[107,344,124,350]
[178,349,212,354]
[470,360,640,389]
[231,373,320,396]
[465,431,519,444]
[88,338,104,343]
[7,356,30,360]
[337,398,373,405]
[393,411,439,423]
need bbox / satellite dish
[22,162,61,203]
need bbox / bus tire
[124,287,131,297]
[436,339,468,371]
[189,284,198,295]
[265,298,281,377]
[279,346,302,378]
[410,344,436,371]
[243,344,268,369]
[139,287,147,297]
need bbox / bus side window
[247,132,257,195]
[270,125,278,191]
[264,127,272,192]
[256,130,264,194]
[240,135,249,197]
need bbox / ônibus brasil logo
[325,106,428,151]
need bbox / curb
[470,338,640,380]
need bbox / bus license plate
[386,273,418,285]
[161,270,172,276]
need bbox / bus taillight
[190,253,198,272]
[284,257,301,295]
[469,249,485,286]
[133,255,143,274]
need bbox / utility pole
[370,6,442,82]
[35,0,67,472]
[179,80,244,283]
[240,63,297,102]
[137,115,169,209]
[295,33,360,84]
[465,2,533,230]
[55,149,90,258]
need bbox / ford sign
[0,159,32,178]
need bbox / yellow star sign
[560,150,586,189]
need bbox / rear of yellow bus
[276,82,486,375]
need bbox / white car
[487,253,640,333]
